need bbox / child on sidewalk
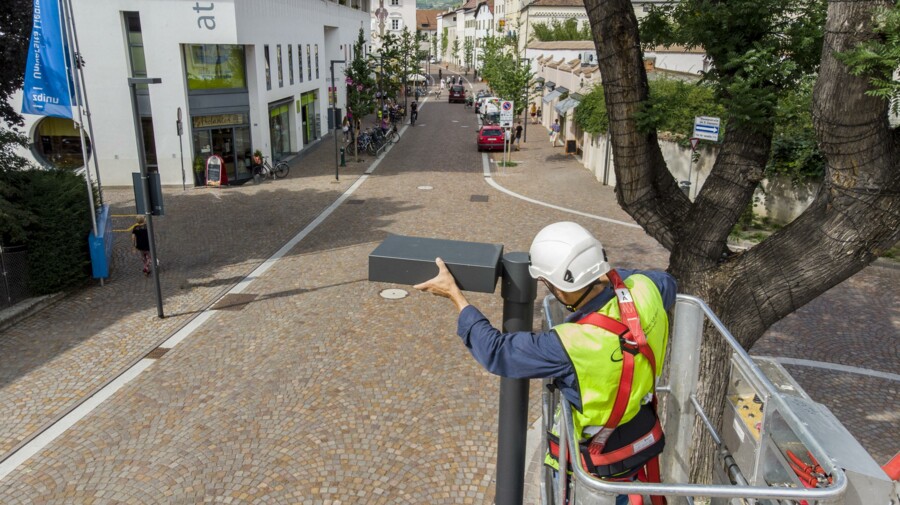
[132,216,151,276]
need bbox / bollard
[496,252,538,505]
[340,147,346,167]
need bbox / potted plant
[193,155,205,186]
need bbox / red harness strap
[574,270,666,505]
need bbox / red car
[449,85,466,103]
[477,126,505,152]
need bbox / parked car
[448,85,466,103]
[477,126,505,151]
[475,96,497,114]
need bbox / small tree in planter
[193,156,205,186]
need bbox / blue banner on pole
[21,0,73,119]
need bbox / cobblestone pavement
[0,78,896,503]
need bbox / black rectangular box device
[368,235,503,293]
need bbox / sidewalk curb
[0,292,66,334]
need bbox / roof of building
[416,9,442,30]
[524,0,585,7]
[528,40,595,50]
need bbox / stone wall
[579,132,820,224]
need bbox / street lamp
[127,77,164,318]
[331,59,346,181]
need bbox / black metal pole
[496,251,537,505]
[128,78,164,318]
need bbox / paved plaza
[0,73,897,503]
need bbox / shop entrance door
[301,104,309,146]
[192,126,253,184]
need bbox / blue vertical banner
[21,0,74,118]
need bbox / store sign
[192,113,246,128]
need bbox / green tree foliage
[479,33,533,115]
[345,29,377,120]
[836,1,900,115]
[431,32,438,59]
[451,39,461,65]
[0,0,32,127]
[463,39,474,70]
[375,32,404,100]
[641,0,826,131]
[634,79,726,142]
[441,28,449,59]
[573,86,609,136]
[576,77,824,181]
[532,18,591,42]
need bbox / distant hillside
[417,0,460,10]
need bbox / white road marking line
[480,153,643,229]
[0,128,406,482]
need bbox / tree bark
[584,0,900,485]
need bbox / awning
[542,89,562,104]
[555,97,580,115]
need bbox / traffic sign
[692,116,720,142]
[500,100,514,128]
[690,137,700,151]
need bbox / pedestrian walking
[414,222,676,505]
[550,119,561,146]
[514,123,523,150]
[342,114,350,143]
[131,215,151,276]
[530,103,537,123]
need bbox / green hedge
[6,170,93,294]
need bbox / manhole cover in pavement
[417,185,433,190]
[211,293,258,311]
[470,195,489,202]
[145,347,170,360]
[380,289,409,300]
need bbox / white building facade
[13,0,370,187]
[370,0,416,48]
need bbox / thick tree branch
[585,0,689,251]
[714,0,900,349]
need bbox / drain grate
[470,195,489,202]
[145,347,170,360]
[211,293,258,311]
[347,199,364,205]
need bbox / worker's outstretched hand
[414,258,470,313]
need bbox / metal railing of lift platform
[539,294,850,505]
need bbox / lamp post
[331,59,346,182]
[127,77,165,318]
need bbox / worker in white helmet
[415,221,676,505]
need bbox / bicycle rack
[538,294,892,505]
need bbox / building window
[31,117,92,170]
[183,45,247,90]
[315,44,320,79]
[392,19,399,30]
[124,13,147,85]
[391,0,399,5]
[288,45,294,85]
[277,44,283,87]
[298,44,304,82]
[264,45,271,90]
[307,44,312,81]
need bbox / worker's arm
[416,258,572,380]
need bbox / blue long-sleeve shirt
[456,269,677,410]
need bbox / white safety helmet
[528,222,610,292]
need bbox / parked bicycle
[252,155,289,183]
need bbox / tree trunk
[584,0,900,485]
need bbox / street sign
[690,137,700,151]
[500,100,514,128]
[693,116,720,141]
